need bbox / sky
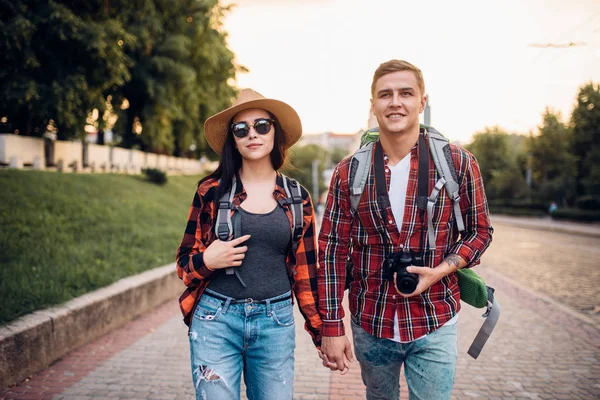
[221,0,600,143]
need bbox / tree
[527,108,577,205]
[0,0,133,139]
[0,0,240,156]
[465,126,528,201]
[571,82,600,196]
[106,0,240,154]
[281,144,329,202]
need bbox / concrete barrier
[0,264,181,388]
[145,153,158,169]
[54,140,82,172]
[86,143,111,171]
[157,155,168,171]
[110,147,130,172]
[0,134,44,167]
[0,135,203,175]
[130,150,145,174]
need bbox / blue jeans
[188,289,296,400]
[350,316,458,400]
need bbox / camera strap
[373,142,391,255]
[417,131,429,253]
[373,133,429,254]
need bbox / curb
[490,215,600,238]
[0,263,181,388]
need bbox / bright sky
[222,0,600,143]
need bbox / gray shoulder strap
[427,129,465,233]
[349,141,374,213]
[467,287,501,359]
[216,176,236,241]
[282,174,303,250]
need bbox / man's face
[370,70,427,136]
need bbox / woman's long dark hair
[198,111,288,201]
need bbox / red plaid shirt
[176,172,322,346]
[318,137,493,342]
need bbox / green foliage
[550,208,600,222]
[0,0,240,156]
[0,0,133,138]
[0,170,201,325]
[142,167,168,185]
[110,0,239,155]
[527,108,577,205]
[330,147,350,166]
[465,126,529,201]
[281,144,329,202]
[571,82,600,196]
[575,195,600,210]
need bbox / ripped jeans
[188,289,295,400]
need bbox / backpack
[347,125,499,359]
[215,174,304,287]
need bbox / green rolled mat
[457,268,489,308]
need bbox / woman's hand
[203,234,251,270]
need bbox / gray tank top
[207,205,291,299]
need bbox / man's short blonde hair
[371,60,425,97]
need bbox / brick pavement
[2,216,599,400]
[2,265,599,400]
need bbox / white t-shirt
[387,153,458,343]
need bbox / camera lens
[396,274,418,294]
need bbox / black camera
[383,248,424,294]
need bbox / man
[317,59,493,399]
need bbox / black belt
[204,291,291,305]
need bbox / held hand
[203,235,251,270]
[320,336,354,374]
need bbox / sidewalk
[2,215,599,399]
[2,265,599,400]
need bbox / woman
[175,89,322,400]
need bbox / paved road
[485,218,600,325]
[1,217,599,399]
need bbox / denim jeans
[351,316,458,400]
[188,289,296,400]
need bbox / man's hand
[319,336,354,374]
[396,254,466,298]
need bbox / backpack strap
[215,176,246,287]
[468,287,501,359]
[216,175,236,241]
[426,128,466,243]
[282,174,304,252]
[349,141,374,213]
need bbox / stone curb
[0,263,181,388]
[491,214,600,238]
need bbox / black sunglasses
[230,118,275,138]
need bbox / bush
[551,208,600,222]
[488,199,548,213]
[488,207,547,217]
[142,168,168,185]
[575,195,600,210]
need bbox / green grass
[0,170,203,325]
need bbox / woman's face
[231,108,276,163]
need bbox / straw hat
[204,88,303,154]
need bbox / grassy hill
[0,170,203,325]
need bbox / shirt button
[393,295,396,299]
[388,220,393,224]
[385,168,390,173]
